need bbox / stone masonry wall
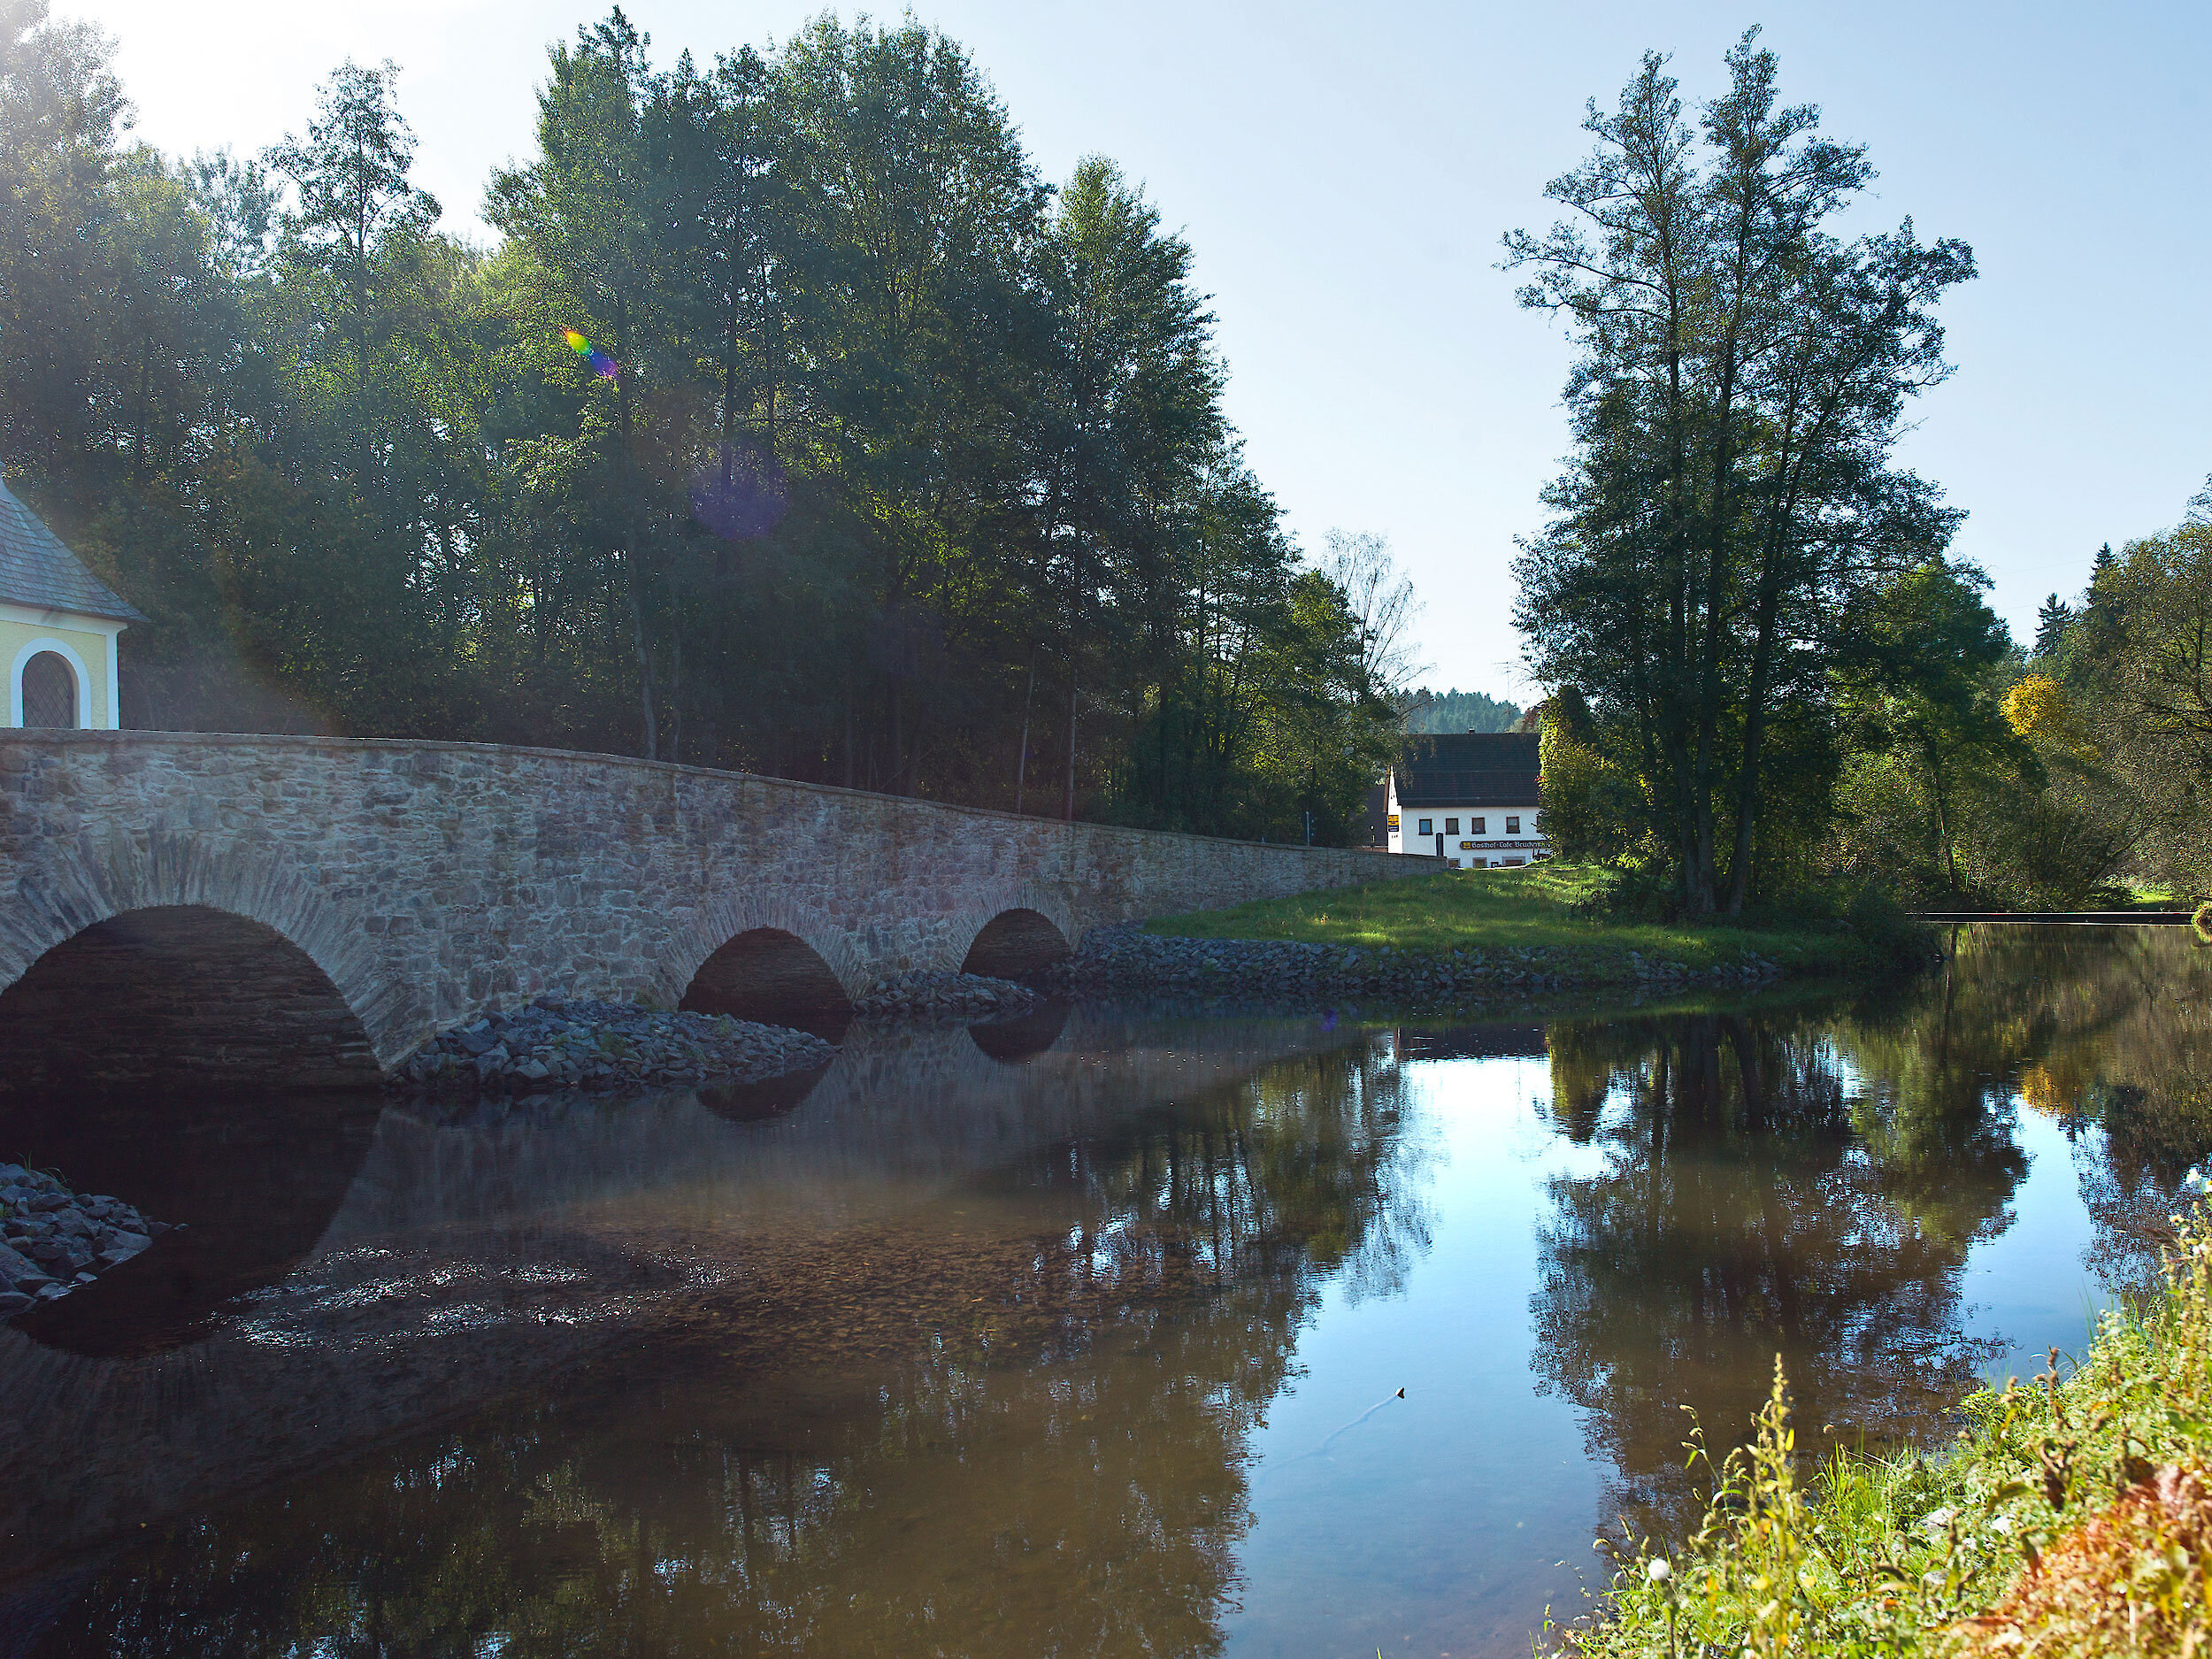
[0,732,1432,1070]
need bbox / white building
[1,470,141,729]
[1386,732,1548,870]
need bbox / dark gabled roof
[1393,731,1541,807]
[0,472,144,624]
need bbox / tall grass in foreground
[1566,1205,2212,1656]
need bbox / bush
[1570,1202,2212,1657]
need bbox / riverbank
[390,972,1044,1096]
[1059,864,1923,1002]
[0,1164,175,1314]
[1568,1200,2212,1656]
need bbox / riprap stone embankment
[1,1164,174,1316]
[1046,926,1786,1004]
[390,973,1042,1096]
[393,999,836,1094]
[852,971,1042,1022]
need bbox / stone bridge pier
[0,733,1428,1090]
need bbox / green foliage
[1506,31,1976,918]
[1402,687,1522,733]
[2071,501,2212,897]
[1539,691,1651,867]
[1822,560,2132,908]
[1144,862,1902,980]
[0,3,1404,842]
[1572,1202,2212,1658]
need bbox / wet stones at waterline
[393,998,837,1096]
[852,972,1042,1023]
[0,1164,176,1317]
[1048,926,1788,1003]
[392,975,1043,1098]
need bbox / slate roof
[1392,731,1541,808]
[0,472,144,624]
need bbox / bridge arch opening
[680,928,854,1041]
[9,1089,380,1358]
[0,905,379,1096]
[960,908,1071,981]
[697,1063,832,1124]
[969,1001,1071,1064]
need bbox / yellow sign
[1386,815,1400,830]
[1459,841,1476,849]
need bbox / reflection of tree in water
[1532,1008,2019,1545]
[1964,938,2212,1283]
[34,1043,1428,1658]
[1887,927,2212,1287]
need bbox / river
[0,924,2204,1657]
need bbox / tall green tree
[1507,30,1973,915]
[0,2,1409,844]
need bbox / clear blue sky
[73,0,2212,694]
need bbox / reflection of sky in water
[1227,1042,2113,1659]
[5,932,2207,1659]
[1961,1105,2102,1385]
[1231,1056,1605,1659]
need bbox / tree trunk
[1015,660,1034,814]
[1064,679,1079,821]
[629,583,658,760]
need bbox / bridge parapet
[0,732,1432,1078]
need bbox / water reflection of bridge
[0,1009,1395,1588]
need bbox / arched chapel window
[20,651,78,728]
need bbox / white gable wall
[1385,772,1547,869]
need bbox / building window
[1471,817,1486,834]
[1505,815,1521,834]
[1417,818,1432,836]
[19,651,77,728]
[1444,817,1459,834]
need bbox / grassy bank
[1145,864,1902,983]
[1569,1204,2212,1656]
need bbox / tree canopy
[0,2,1411,844]
[1506,29,1977,915]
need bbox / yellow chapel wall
[0,608,123,728]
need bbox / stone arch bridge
[0,733,1425,1090]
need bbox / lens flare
[690,441,789,541]
[562,326,619,379]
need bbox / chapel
[0,471,141,729]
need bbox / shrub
[1571,1202,2212,1657]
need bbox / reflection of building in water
[0,1009,1427,1659]
[1393,1024,1546,1064]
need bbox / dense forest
[0,1,1417,842]
[1402,687,1523,734]
[1509,30,2212,911]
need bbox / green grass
[1146,864,1884,981]
[2120,881,2190,910]
[1567,1203,2212,1656]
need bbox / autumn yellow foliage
[2002,675,2070,741]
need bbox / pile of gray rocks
[392,998,836,1095]
[1045,926,1783,1004]
[853,971,1042,1022]
[1,1164,173,1317]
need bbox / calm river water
[1,925,2206,1657]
